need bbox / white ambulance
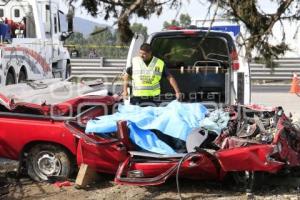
[127,25,251,105]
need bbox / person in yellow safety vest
[123,43,181,105]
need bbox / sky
[74,0,300,57]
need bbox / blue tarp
[85,100,208,154]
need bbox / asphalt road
[251,85,300,117]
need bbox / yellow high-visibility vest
[132,56,164,96]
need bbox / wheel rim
[33,151,62,179]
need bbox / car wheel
[26,144,72,182]
[65,63,71,79]
[5,72,15,85]
[232,171,264,192]
[18,70,27,83]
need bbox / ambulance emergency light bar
[199,25,241,37]
[166,25,241,37]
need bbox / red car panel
[216,145,284,173]
[0,116,77,160]
[77,138,128,174]
[0,95,116,166]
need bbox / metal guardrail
[71,58,300,82]
[71,58,126,82]
[250,58,300,80]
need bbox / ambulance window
[0,9,4,17]
[151,36,229,67]
[45,5,51,37]
[54,14,57,33]
[14,9,20,18]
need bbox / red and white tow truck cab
[0,0,73,85]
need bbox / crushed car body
[0,76,113,116]
[83,104,298,186]
[0,79,299,186]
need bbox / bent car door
[115,149,224,186]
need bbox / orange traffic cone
[290,73,300,93]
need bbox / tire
[18,70,27,83]
[232,171,264,192]
[5,72,15,85]
[65,63,71,79]
[26,144,72,182]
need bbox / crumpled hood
[0,78,112,115]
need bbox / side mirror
[60,31,73,41]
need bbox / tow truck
[0,0,73,85]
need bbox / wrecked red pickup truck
[0,78,300,189]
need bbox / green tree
[179,13,191,28]
[163,14,191,29]
[163,19,180,29]
[130,23,148,39]
[65,32,85,46]
[86,26,116,57]
[65,32,87,57]
[87,26,129,58]
[88,26,115,44]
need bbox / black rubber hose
[176,152,198,200]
